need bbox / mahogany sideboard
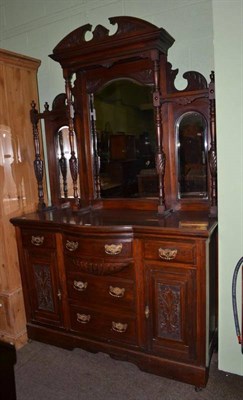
[11,208,217,388]
[10,16,218,389]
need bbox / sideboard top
[11,209,217,238]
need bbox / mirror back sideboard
[11,17,218,390]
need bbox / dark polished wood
[11,16,218,389]
[11,208,217,387]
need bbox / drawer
[21,229,56,249]
[144,240,196,264]
[65,255,134,279]
[70,305,137,345]
[63,235,132,259]
[67,271,135,310]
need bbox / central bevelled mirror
[93,80,158,198]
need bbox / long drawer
[69,304,138,345]
[63,235,133,259]
[67,271,135,311]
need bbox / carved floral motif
[71,259,129,275]
[158,284,181,340]
[33,264,54,312]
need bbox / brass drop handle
[31,236,44,246]
[66,240,78,252]
[77,313,91,324]
[73,280,88,291]
[109,286,125,298]
[112,321,128,333]
[158,248,178,260]
[104,243,123,255]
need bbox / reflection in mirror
[57,126,79,198]
[94,80,158,198]
[177,112,208,199]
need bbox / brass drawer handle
[112,321,128,333]
[109,286,125,298]
[77,313,91,324]
[66,240,78,252]
[31,236,44,246]
[73,280,88,291]
[158,248,178,260]
[104,243,123,255]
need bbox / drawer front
[70,305,137,345]
[144,240,196,264]
[65,255,134,280]
[67,272,135,310]
[21,229,56,249]
[63,236,132,259]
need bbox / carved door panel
[145,264,197,363]
[23,249,62,327]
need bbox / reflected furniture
[11,17,218,389]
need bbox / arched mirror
[177,111,208,199]
[93,80,157,198]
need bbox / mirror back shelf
[33,16,216,215]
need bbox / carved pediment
[166,62,208,93]
[50,16,174,68]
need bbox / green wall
[213,0,243,374]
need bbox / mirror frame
[30,17,217,215]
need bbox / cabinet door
[23,249,62,327]
[145,264,197,363]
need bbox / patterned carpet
[15,340,243,400]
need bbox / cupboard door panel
[23,249,62,327]
[145,264,197,363]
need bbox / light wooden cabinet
[0,49,41,347]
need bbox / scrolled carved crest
[52,93,67,111]
[166,62,208,94]
[52,16,173,55]
[52,24,92,52]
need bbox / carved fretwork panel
[24,250,62,327]
[146,264,197,362]
[33,263,54,312]
[157,284,181,340]
[70,257,130,276]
